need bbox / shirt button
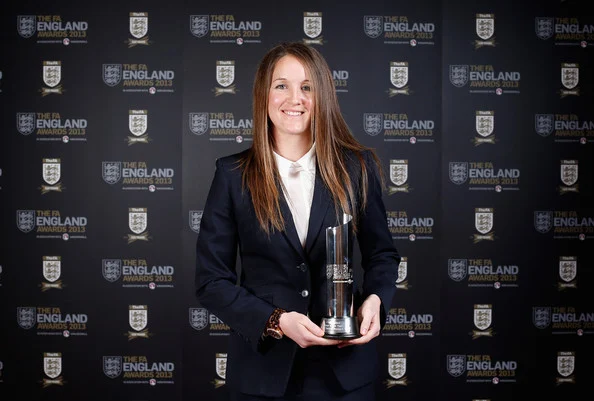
[300,290,309,297]
[298,263,307,272]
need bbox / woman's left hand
[337,294,382,348]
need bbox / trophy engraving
[321,213,360,339]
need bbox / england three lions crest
[535,17,554,40]
[532,306,551,329]
[128,110,150,144]
[127,305,151,339]
[189,307,208,330]
[473,207,494,242]
[17,306,37,329]
[42,256,62,290]
[448,259,468,282]
[472,304,493,338]
[559,160,578,194]
[103,64,122,87]
[129,110,148,135]
[189,113,209,135]
[475,14,496,48]
[303,12,323,44]
[388,160,410,194]
[213,353,227,388]
[43,352,64,386]
[364,16,383,39]
[534,211,553,234]
[446,355,466,377]
[363,113,383,136]
[560,63,579,97]
[102,259,122,282]
[189,210,203,233]
[126,207,151,243]
[561,63,579,90]
[17,112,36,135]
[449,65,468,88]
[534,114,554,137]
[41,61,63,95]
[102,162,122,185]
[190,15,209,38]
[214,61,236,95]
[128,12,150,47]
[388,62,410,96]
[556,352,575,383]
[40,158,63,193]
[17,210,36,233]
[558,256,577,290]
[17,15,36,38]
[449,162,468,185]
[385,353,408,388]
[103,356,122,379]
[474,111,495,145]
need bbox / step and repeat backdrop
[1,0,593,400]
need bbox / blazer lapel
[304,172,332,254]
[279,192,307,260]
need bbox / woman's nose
[288,88,303,103]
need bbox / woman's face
[267,55,314,141]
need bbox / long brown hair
[239,41,383,234]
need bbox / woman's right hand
[279,311,342,348]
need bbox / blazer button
[297,263,307,272]
[300,289,309,297]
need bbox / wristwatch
[265,308,286,339]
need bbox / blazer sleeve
[356,151,401,328]
[195,157,275,351]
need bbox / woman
[195,41,400,400]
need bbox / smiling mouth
[283,111,303,116]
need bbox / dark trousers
[231,348,376,401]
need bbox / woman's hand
[279,311,342,348]
[337,294,382,348]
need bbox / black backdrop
[1,0,593,400]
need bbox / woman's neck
[273,135,313,162]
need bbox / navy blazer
[195,148,400,397]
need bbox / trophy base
[321,316,360,339]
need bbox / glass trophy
[321,213,360,339]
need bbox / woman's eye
[302,85,311,92]
[275,84,286,89]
